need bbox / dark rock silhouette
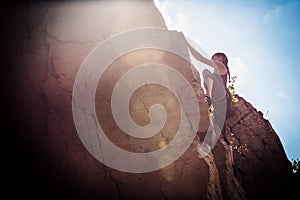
[226,95,293,199]
[1,1,292,199]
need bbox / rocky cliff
[2,1,293,199]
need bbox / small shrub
[228,75,238,103]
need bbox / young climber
[180,32,232,145]
[202,53,233,145]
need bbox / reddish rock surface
[226,95,293,199]
[2,1,292,199]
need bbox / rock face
[226,95,293,199]
[2,1,292,200]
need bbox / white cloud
[154,0,189,31]
[276,90,289,99]
[263,6,281,21]
[173,13,189,31]
[230,57,249,74]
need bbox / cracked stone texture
[225,95,293,199]
[1,1,292,200]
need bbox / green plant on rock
[292,158,300,174]
[228,75,238,103]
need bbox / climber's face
[212,55,227,75]
[212,55,224,65]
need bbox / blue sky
[155,0,300,160]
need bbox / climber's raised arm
[180,32,227,75]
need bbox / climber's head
[212,52,228,68]
[212,52,230,81]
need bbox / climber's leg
[202,69,213,98]
[214,106,231,145]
